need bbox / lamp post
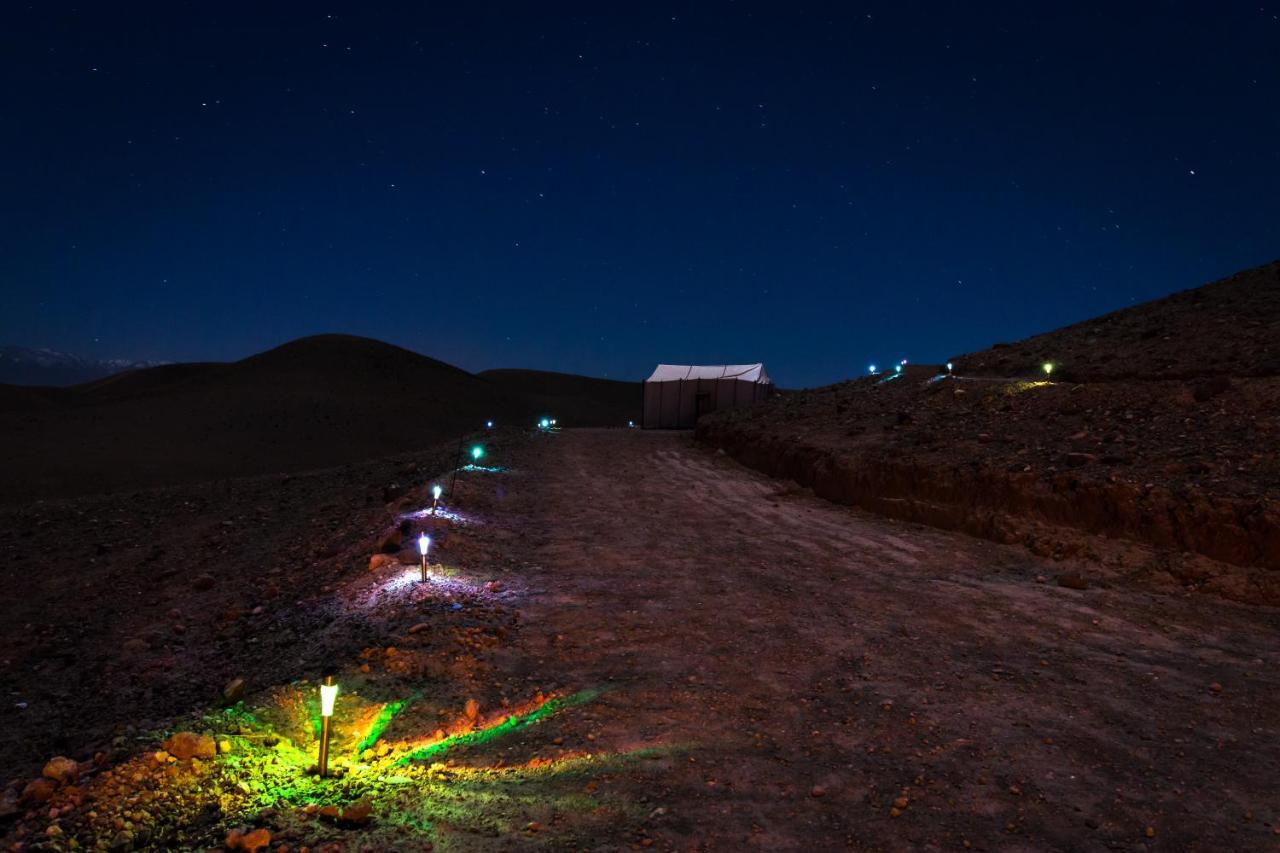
[1043,362,1054,379]
[869,364,877,375]
[318,676,337,778]
[470,445,484,464]
[431,484,442,515]
[947,362,954,374]
[418,533,431,582]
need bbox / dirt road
[498,429,1280,850]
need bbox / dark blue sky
[3,2,1277,387]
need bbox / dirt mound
[698,260,1280,604]
[0,335,634,502]
[954,259,1280,381]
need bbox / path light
[485,420,494,429]
[431,484,442,515]
[947,362,953,373]
[869,364,877,375]
[470,445,484,463]
[628,420,635,428]
[550,418,557,426]
[895,363,902,375]
[318,676,337,778]
[418,533,431,581]
[539,417,550,429]
[1043,362,1054,378]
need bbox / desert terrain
[2,428,1278,851]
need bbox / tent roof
[646,363,771,384]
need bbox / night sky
[3,3,1278,387]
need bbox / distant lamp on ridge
[318,676,337,778]
[471,445,484,463]
[430,484,442,515]
[1043,362,1054,378]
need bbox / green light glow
[1043,361,1054,375]
[399,689,601,766]
[356,697,413,755]
[470,445,484,460]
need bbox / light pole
[431,484,442,515]
[418,533,431,582]
[318,676,337,778]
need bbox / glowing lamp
[470,445,484,462]
[418,533,431,581]
[539,418,549,429]
[430,484,442,514]
[318,676,337,777]
[485,420,494,429]
[1043,362,1054,377]
[550,418,557,426]
[947,362,953,373]
[894,363,902,374]
[869,364,877,375]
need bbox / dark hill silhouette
[0,335,639,502]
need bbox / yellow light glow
[320,682,339,717]
[1043,362,1054,376]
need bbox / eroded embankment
[696,419,1280,605]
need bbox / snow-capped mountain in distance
[0,345,166,387]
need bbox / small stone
[340,799,373,826]
[190,574,215,591]
[465,698,479,721]
[1057,572,1088,590]
[1145,826,1156,838]
[225,827,272,852]
[222,677,246,703]
[218,740,232,755]
[810,786,826,798]
[21,778,58,804]
[408,623,431,634]
[893,796,909,809]
[1209,682,1223,694]
[369,553,395,571]
[42,756,79,784]
[162,732,217,760]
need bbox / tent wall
[642,377,773,428]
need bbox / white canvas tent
[642,363,773,429]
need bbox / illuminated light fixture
[418,533,432,581]
[485,420,494,429]
[947,362,954,373]
[318,676,337,778]
[470,445,484,462]
[550,418,557,426]
[539,418,550,429]
[895,363,902,374]
[869,364,877,375]
[1043,362,1054,377]
[430,484,442,515]
[627,420,635,428]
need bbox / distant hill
[953,260,1280,381]
[478,369,640,426]
[0,335,640,502]
[0,345,163,386]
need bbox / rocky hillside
[697,260,1280,605]
[0,335,639,502]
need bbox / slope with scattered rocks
[698,261,1280,604]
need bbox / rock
[1209,682,1223,694]
[190,574,216,591]
[20,778,58,804]
[465,698,479,721]
[42,756,78,784]
[162,731,217,760]
[339,799,373,826]
[484,580,504,593]
[810,785,826,798]
[369,553,395,571]
[408,623,431,634]
[378,530,403,553]
[893,796,910,809]
[225,827,272,852]
[122,638,149,654]
[1057,572,1089,590]
[1064,452,1098,468]
[1191,376,1231,402]
[218,740,233,754]
[383,483,404,503]
[222,677,246,704]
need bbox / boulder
[368,553,396,571]
[20,778,58,804]
[190,574,216,591]
[222,677,246,704]
[225,827,272,852]
[1056,572,1089,590]
[378,530,403,554]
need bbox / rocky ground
[3,428,1279,850]
[698,262,1280,605]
